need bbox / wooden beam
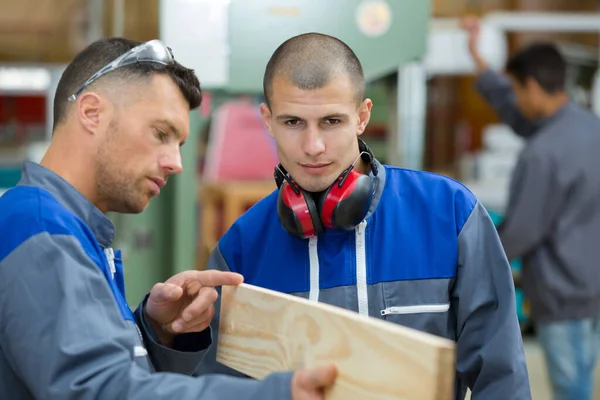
[217,283,456,400]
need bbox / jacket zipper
[104,247,148,359]
[355,220,369,317]
[381,303,451,316]
[308,220,368,317]
[104,248,116,279]
[308,236,319,302]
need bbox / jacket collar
[17,161,115,248]
[364,158,386,220]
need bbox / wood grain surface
[217,283,456,400]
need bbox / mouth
[148,177,166,196]
[299,162,332,175]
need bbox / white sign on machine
[159,0,230,89]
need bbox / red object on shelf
[0,95,46,124]
[203,100,278,182]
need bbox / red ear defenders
[274,138,378,239]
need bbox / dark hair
[53,37,202,130]
[263,32,365,108]
[505,42,567,94]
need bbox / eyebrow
[275,113,349,121]
[276,114,302,121]
[156,120,180,138]
[322,113,349,120]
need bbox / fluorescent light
[0,67,51,91]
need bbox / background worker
[463,16,600,400]
[195,32,531,400]
[0,37,336,400]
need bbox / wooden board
[217,283,456,400]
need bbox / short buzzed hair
[53,37,202,131]
[263,32,365,108]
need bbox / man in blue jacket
[195,32,531,399]
[0,37,336,399]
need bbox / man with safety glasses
[0,38,336,399]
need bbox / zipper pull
[381,307,397,316]
[357,220,367,233]
[104,248,116,279]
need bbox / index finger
[194,270,244,287]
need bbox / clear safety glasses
[68,39,175,102]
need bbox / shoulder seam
[384,165,479,202]
[457,199,479,237]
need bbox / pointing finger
[203,270,244,287]
[162,271,243,299]
[169,270,243,288]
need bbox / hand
[460,15,488,71]
[144,270,244,347]
[460,15,480,56]
[291,364,338,400]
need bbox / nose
[302,126,325,157]
[159,147,183,175]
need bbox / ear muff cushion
[321,171,373,230]
[277,182,322,238]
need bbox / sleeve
[497,151,563,260]
[193,244,252,379]
[0,231,292,400]
[452,201,532,399]
[475,68,540,138]
[133,295,213,375]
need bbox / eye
[284,119,301,127]
[324,118,340,125]
[154,128,168,142]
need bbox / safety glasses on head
[68,39,175,102]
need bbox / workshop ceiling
[1,0,597,64]
[0,0,158,64]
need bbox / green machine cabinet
[228,0,429,94]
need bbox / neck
[40,130,103,212]
[539,93,569,118]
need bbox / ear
[259,103,274,137]
[356,98,373,136]
[525,77,543,96]
[76,92,106,134]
